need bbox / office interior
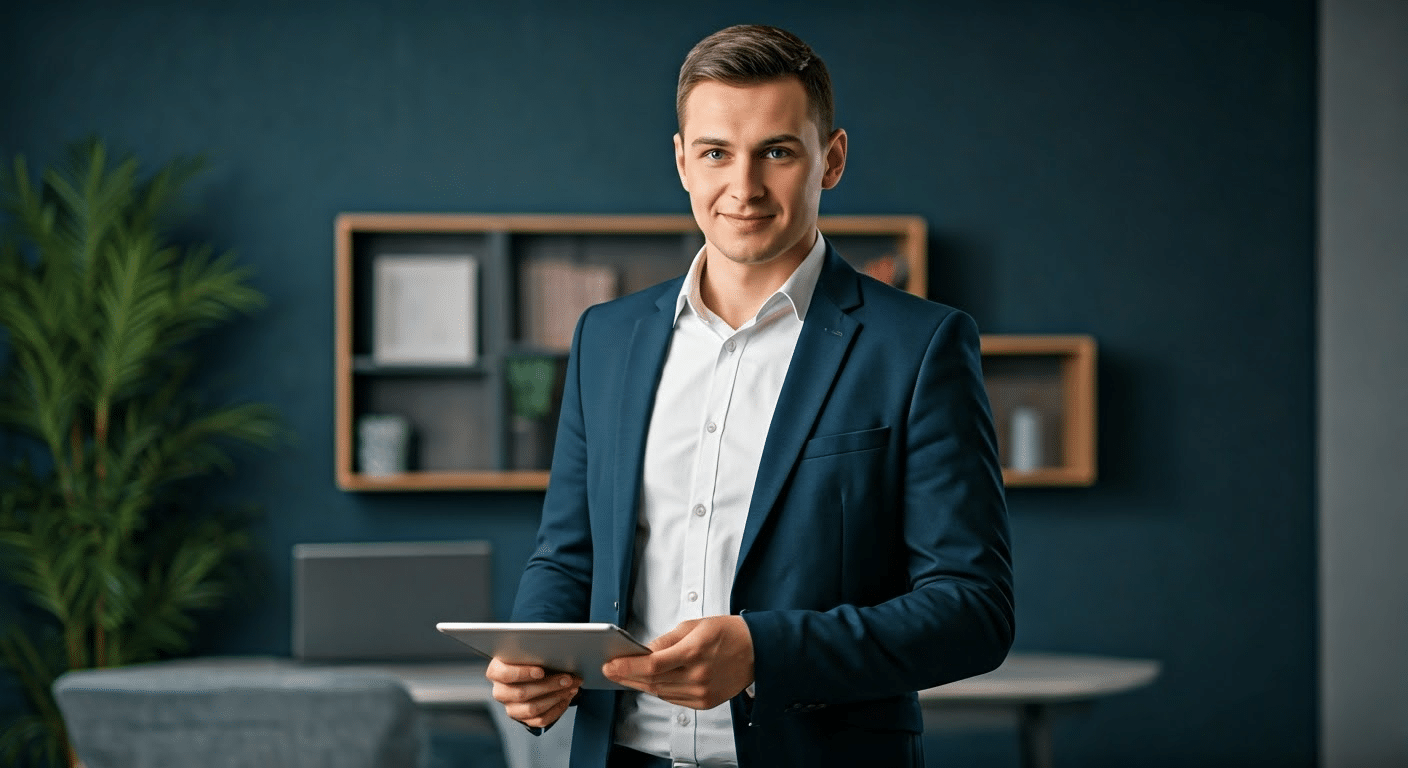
[0,0,1403,766]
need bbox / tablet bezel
[436,622,650,690]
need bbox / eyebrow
[690,134,805,149]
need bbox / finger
[532,695,573,727]
[650,677,732,711]
[486,658,547,684]
[492,673,580,704]
[604,657,694,693]
[605,621,697,679]
[605,673,656,695]
[506,684,579,727]
[646,620,696,653]
[653,690,707,710]
[634,628,700,672]
[519,679,579,709]
[602,650,678,689]
[604,653,682,683]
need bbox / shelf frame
[337,470,552,492]
[980,334,1098,487]
[335,213,927,492]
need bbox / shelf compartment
[980,335,1097,487]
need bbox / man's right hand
[485,657,582,729]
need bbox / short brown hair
[676,25,835,139]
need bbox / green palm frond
[91,234,173,409]
[41,140,137,276]
[0,138,283,765]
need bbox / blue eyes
[701,148,792,161]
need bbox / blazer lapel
[735,247,863,578]
[611,285,680,605]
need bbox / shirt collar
[673,230,828,328]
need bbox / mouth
[721,213,776,230]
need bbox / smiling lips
[722,213,775,231]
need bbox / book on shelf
[521,260,620,351]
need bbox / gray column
[1319,0,1408,765]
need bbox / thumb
[647,619,698,653]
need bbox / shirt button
[693,504,706,517]
[677,712,690,726]
[687,591,699,602]
[726,340,737,353]
[706,422,717,433]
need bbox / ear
[674,133,689,191]
[821,128,847,190]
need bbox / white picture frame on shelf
[373,254,478,366]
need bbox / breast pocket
[800,426,891,461]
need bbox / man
[487,24,1013,768]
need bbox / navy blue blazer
[512,244,1014,767]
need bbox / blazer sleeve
[741,309,1014,719]
[511,309,595,623]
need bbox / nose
[729,155,765,203]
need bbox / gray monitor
[293,540,493,661]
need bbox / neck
[699,241,812,329]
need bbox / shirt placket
[669,324,747,761]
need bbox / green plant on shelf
[505,355,558,422]
[0,139,283,767]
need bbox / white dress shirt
[614,232,828,766]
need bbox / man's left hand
[601,615,754,710]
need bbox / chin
[711,238,778,266]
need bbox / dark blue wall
[0,1,1316,765]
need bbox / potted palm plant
[0,139,282,767]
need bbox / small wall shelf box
[980,334,1098,487]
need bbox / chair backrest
[54,658,424,768]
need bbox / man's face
[674,77,846,270]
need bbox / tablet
[436,622,650,689]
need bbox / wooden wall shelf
[337,470,552,492]
[335,213,927,492]
[335,213,1097,492]
[980,334,1098,487]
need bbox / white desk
[363,651,1159,768]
